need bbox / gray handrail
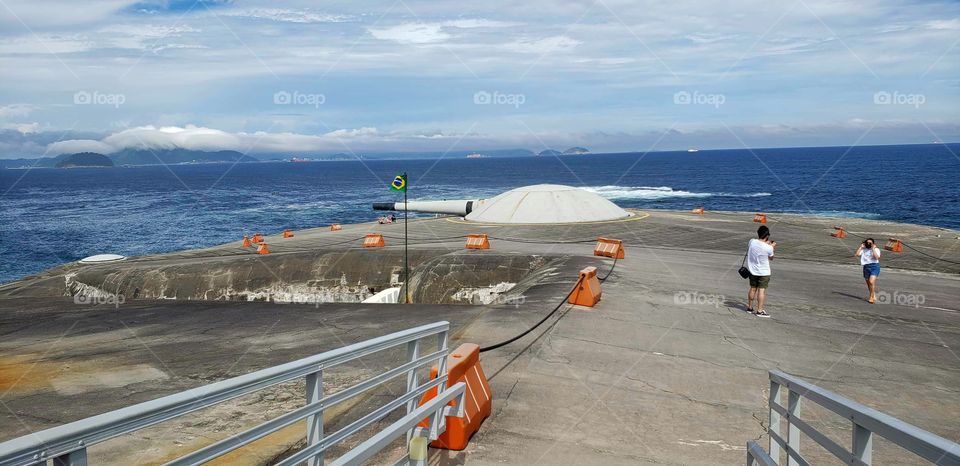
[0,321,454,466]
[758,370,959,466]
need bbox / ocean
[2,144,958,283]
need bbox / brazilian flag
[390,173,407,192]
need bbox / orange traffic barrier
[568,266,601,307]
[418,343,491,450]
[831,226,846,238]
[283,229,294,238]
[753,213,767,224]
[330,224,342,231]
[692,207,705,215]
[363,233,385,248]
[252,233,264,243]
[594,237,624,259]
[257,243,270,255]
[242,235,252,247]
[884,238,903,253]
[465,234,490,250]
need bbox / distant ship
[466,153,485,159]
[687,149,699,153]
[289,157,311,163]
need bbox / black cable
[599,256,618,281]
[480,257,618,353]
[765,215,960,266]
[479,285,577,353]
[901,242,960,265]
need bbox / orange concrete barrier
[418,343,491,450]
[831,226,846,238]
[465,234,490,250]
[363,233,385,248]
[252,233,264,243]
[257,243,270,255]
[282,229,294,238]
[884,238,903,253]
[594,237,624,259]
[692,207,705,215]
[330,224,342,231]
[753,213,767,224]
[568,266,601,307]
[242,235,252,247]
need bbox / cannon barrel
[372,200,478,216]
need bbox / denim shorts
[862,263,880,279]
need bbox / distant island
[563,147,590,155]
[536,147,590,156]
[54,152,114,168]
[0,149,257,169]
[0,146,601,169]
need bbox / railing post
[769,380,782,464]
[852,422,873,465]
[405,339,421,445]
[305,369,324,466]
[430,330,449,439]
[786,390,801,466]
[53,448,87,466]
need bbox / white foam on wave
[582,185,772,200]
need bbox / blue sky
[0,0,957,158]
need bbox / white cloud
[369,23,451,44]
[224,8,352,24]
[0,34,94,54]
[0,122,41,134]
[926,19,960,30]
[0,104,37,119]
[505,35,581,54]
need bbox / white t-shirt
[859,246,880,265]
[747,239,775,276]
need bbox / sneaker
[755,309,771,318]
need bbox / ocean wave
[582,185,772,200]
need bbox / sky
[0,0,957,158]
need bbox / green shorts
[749,275,770,289]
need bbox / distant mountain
[0,149,258,169]
[110,149,256,165]
[563,147,590,155]
[537,149,563,157]
[55,152,113,168]
[254,148,537,161]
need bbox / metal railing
[0,321,465,466]
[752,370,960,466]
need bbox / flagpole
[403,172,410,304]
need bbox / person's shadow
[832,291,866,302]
[724,299,753,313]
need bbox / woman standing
[856,238,881,303]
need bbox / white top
[78,254,126,263]
[858,246,881,265]
[747,239,774,276]
[465,184,631,224]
